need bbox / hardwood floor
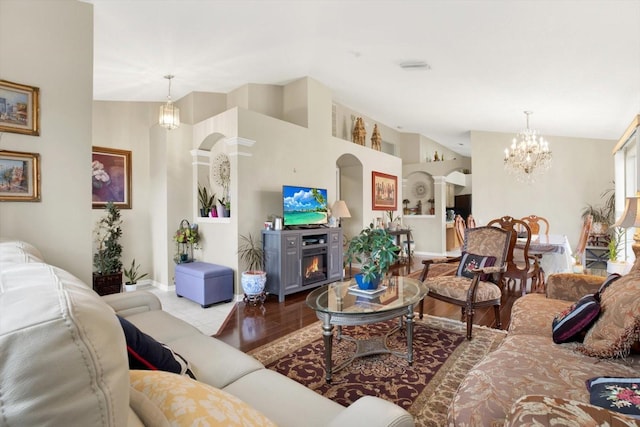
[216,257,521,353]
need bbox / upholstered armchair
[418,226,511,339]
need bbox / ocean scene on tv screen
[283,186,328,226]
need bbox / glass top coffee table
[305,276,427,382]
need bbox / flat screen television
[282,185,328,227]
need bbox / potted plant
[198,184,216,217]
[123,259,148,291]
[402,199,410,215]
[217,197,230,218]
[237,233,267,302]
[345,223,399,289]
[607,226,627,274]
[173,219,200,263]
[581,185,615,235]
[93,202,123,295]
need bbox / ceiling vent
[399,61,431,70]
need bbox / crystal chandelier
[159,75,180,130]
[504,111,552,183]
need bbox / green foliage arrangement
[93,202,123,274]
[345,223,399,283]
[608,227,625,262]
[237,233,265,272]
[123,259,148,284]
[198,184,216,214]
[581,185,616,226]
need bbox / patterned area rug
[249,315,506,426]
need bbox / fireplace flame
[305,256,320,278]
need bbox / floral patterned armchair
[418,226,511,339]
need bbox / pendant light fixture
[159,74,180,130]
[503,111,552,183]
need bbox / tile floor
[139,284,236,336]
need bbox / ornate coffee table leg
[322,319,334,382]
[406,304,414,365]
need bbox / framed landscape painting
[0,150,41,202]
[372,171,397,210]
[0,80,40,136]
[92,146,132,209]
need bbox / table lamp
[613,195,640,270]
[331,200,351,227]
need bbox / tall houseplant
[237,233,267,303]
[93,202,123,295]
[581,184,615,235]
[345,223,399,289]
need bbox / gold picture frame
[372,171,397,210]
[92,146,132,209]
[0,80,40,136]
[0,150,41,202]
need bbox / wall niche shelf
[195,217,231,224]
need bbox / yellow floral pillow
[129,370,276,427]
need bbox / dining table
[516,233,574,281]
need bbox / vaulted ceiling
[87,0,640,156]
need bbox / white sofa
[0,239,414,427]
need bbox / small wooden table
[305,276,427,382]
[388,229,413,273]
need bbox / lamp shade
[614,196,640,228]
[331,200,351,218]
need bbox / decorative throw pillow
[129,370,276,426]
[595,273,622,302]
[551,294,600,344]
[117,316,195,378]
[456,252,497,280]
[586,377,640,419]
[579,269,640,358]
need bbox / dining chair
[575,214,593,267]
[418,226,511,340]
[520,214,550,287]
[466,215,477,228]
[488,216,540,296]
[520,215,550,235]
[454,214,466,247]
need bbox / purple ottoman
[175,262,233,308]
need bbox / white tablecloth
[529,234,574,276]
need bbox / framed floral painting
[0,150,41,202]
[0,80,40,136]
[92,146,131,209]
[372,171,397,210]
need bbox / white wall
[0,0,93,282]
[471,130,615,247]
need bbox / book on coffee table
[348,285,387,298]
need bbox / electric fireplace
[302,246,327,286]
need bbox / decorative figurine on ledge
[352,117,366,146]
[371,124,381,151]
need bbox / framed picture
[0,80,40,136]
[92,146,132,209]
[0,150,41,202]
[372,171,397,210]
